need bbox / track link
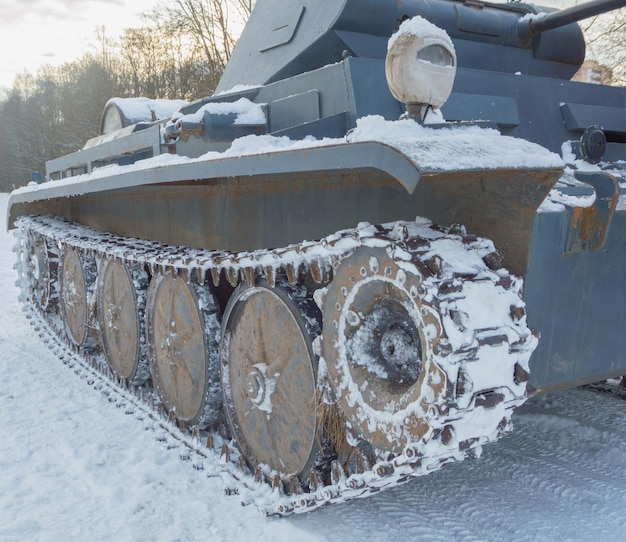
[14,215,536,515]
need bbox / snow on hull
[9,114,562,206]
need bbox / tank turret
[217,0,625,93]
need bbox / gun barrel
[528,0,626,35]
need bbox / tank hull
[526,205,626,392]
[8,146,558,277]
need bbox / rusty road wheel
[322,245,446,453]
[220,280,320,480]
[146,272,221,428]
[60,246,97,348]
[25,232,56,312]
[97,258,149,385]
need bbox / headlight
[385,17,457,118]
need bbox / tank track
[14,214,536,515]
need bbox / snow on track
[1,193,625,541]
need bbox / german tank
[7,0,626,514]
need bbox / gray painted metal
[525,200,626,392]
[216,0,597,92]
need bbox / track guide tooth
[236,455,247,472]
[355,448,373,473]
[285,262,298,285]
[331,460,346,485]
[243,266,256,286]
[225,267,238,287]
[308,468,322,492]
[210,267,220,287]
[264,265,275,287]
[272,475,285,496]
[220,443,230,463]
[309,258,324,283]
[287,475,304,495]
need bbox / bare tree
[582,8,626,85]
[0,1,257,190]
[145,0,254,93]
[233,0,254,20]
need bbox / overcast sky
[0,0,158,88]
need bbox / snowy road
[1,193,625,542]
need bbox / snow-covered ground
[1,193,625,542]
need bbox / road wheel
[146,272,221,428]
[220,280,320,481]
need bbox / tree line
[584,8,626,84]
[0,1,622,193]
[0,0,253,192]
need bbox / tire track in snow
[292,388,626,542]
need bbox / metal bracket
[46,125,162,181]
[565,171,619,253]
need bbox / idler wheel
[146,272,221,428]
[322,246,446,453]
[97,258,149,385]
[60,246,96,348]
[220,280,319,479]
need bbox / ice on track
[1,193,626,541]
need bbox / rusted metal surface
[413,169,560,277]
[6,142,421,230]
[564,171,619,253]
[220,281,319,477]
[96,258,148,384]
[59,247,95,348]
[146,273,220,427]
[525,203,626,393]
[11,166,559,279]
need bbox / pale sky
[0,0,159,89]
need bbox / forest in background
[0,0,623,193]
[0,0,253,192]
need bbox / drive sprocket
[321,245,447,452]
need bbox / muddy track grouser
[7,0,626,513]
